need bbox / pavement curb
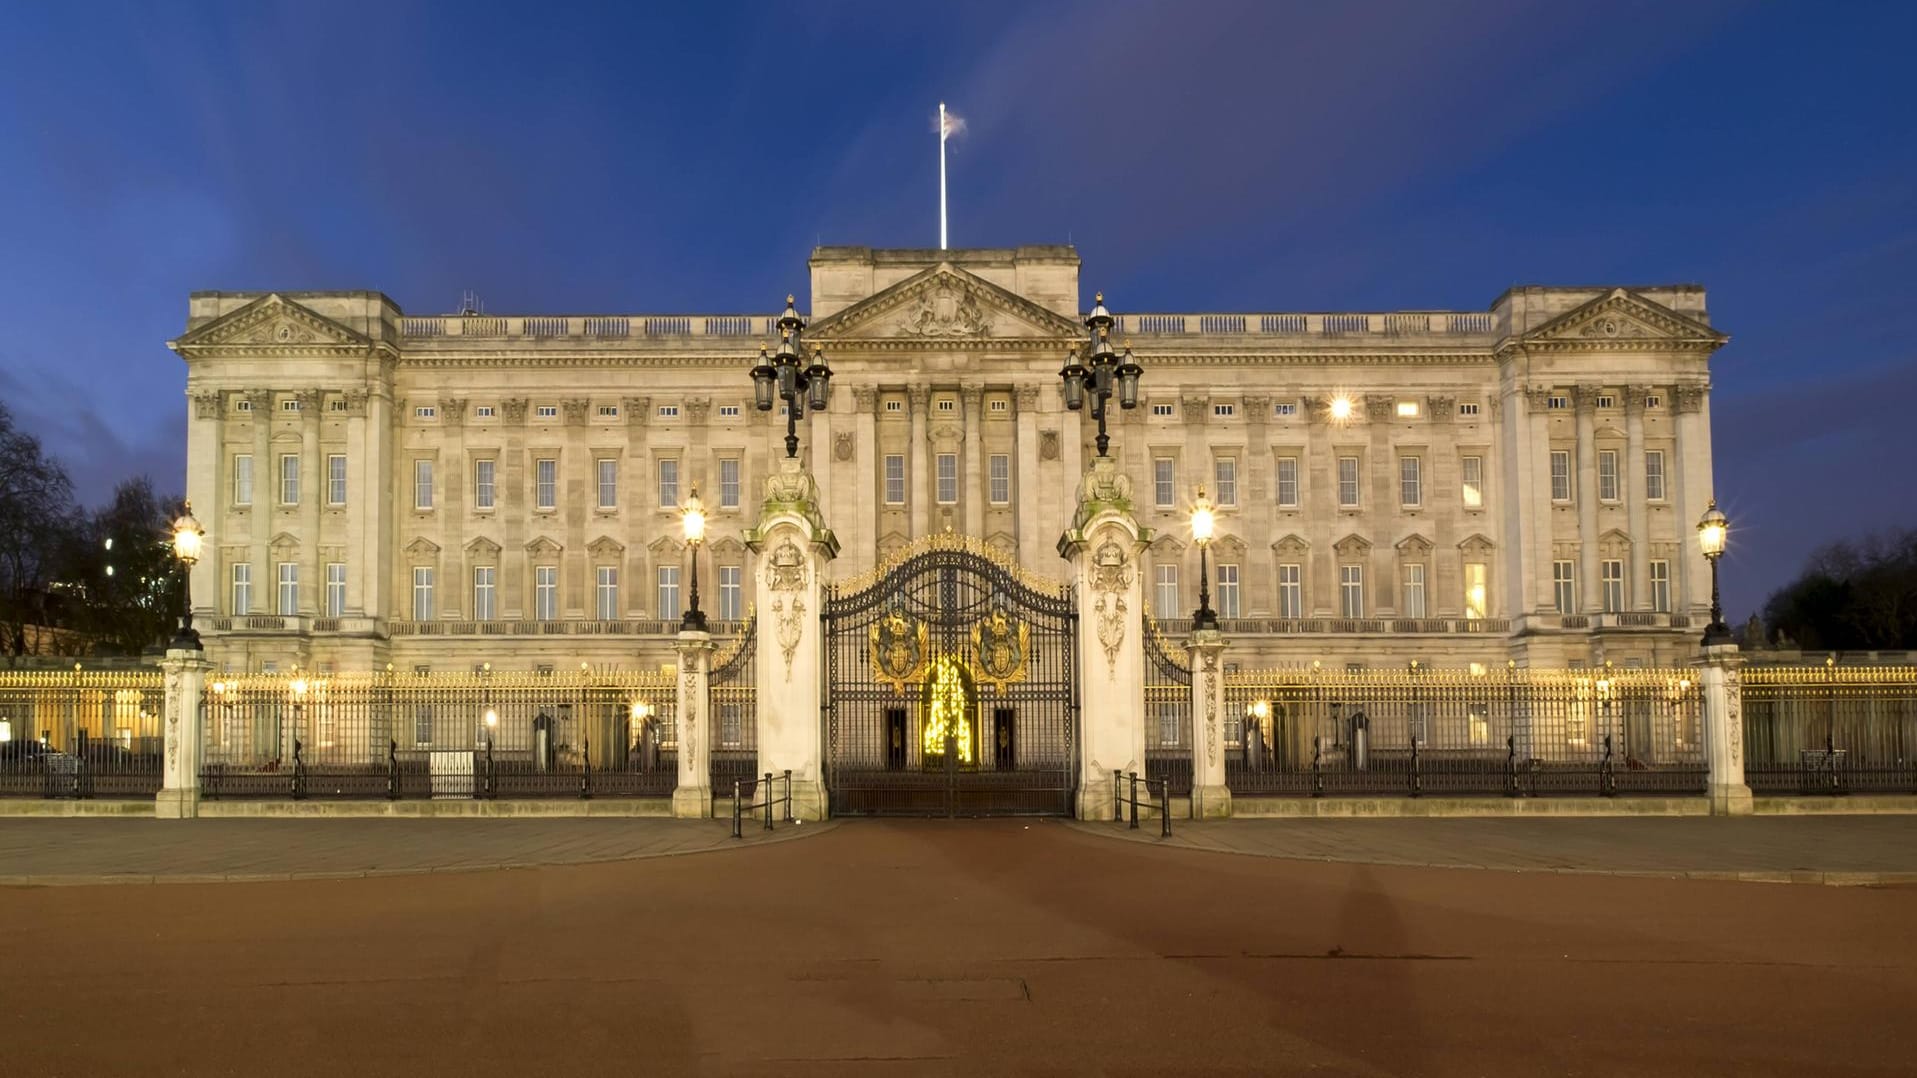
[0,819,838,888]
[1067,821,1917,887]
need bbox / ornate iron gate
[822,536,1078,816]
[709,615,758,797]
[1143,615,1194,796]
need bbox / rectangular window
[1548,395,1568,410]
[413,706,432,747]
[597,404,619,419]
[1395,400,1420,419]
[1337,456,1360,508]
[989,398,1008,413]
[658,458,679,507]
[535,458,557,510]
[1646,395,1662,409]
[414,459,434,510]
[234,398,252,413]
[325,563,345,618]
[1550,451,1572,502]
[885,399,903,413]
[473,566,496,622]
[1553,561,1576,614]
[883,455,906,505]
[597,458,618,510]
[1602,559,1625,614]
[412,566,434,621]
[231,563,251,616]
[936,398,955,413]
[595,566,619,620]
[718,404,741,419]
[1645,451,1666,501]
[534,565,558,621]
[1213,403,1236,418]
[536,404,558,419]
[718,565,743,620]
[1400,455,1422,507]
[1461,456,1483,508]
[1154,564,1179,619]
[657,404,679,419]
[1403,563,1426,618]
[1597,394,1615,410]
[1463,562,1488,620]
[1650,560,1671,613]
[1214,458,1237,506]
[233,455,253,506]
[1154,458,1176,508]
[1274,402,1298,417]
[1458,402,1481,417]
[279,455,299,505]
[1151,403,1175,417]
[1278,564,1303,618]
[719,458,741,509]
[936,454,958,504]
[1598,450,1619,502]
[475,405,495,419]
[1217,563,1241,619]
[656,566,681,620]
[1276,457,1299,508]
[989,455,1011,504]
[327,454,346,506]
[474,459,496,509]
[1340,565,1364,618]
[276,562,298,617]
[413,405,435,420]
[283,398,303,413]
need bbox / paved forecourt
[3,818,1915,1076]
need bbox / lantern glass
[1061,367,1085,411]
[753,369,776,411]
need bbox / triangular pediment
[646,535,681,555]
[171,294,371,352]
[709,536,746,557]
[525,536,562,556]
[1458,533,1495,556]
[807,264,1083,344]
[465,536,501,557]
[1396,533,1433,555]
[1272,533,1310,557]
[587,535,625,557]
[1334,534,1372,558]
[404,536,441,557]
[1523,289,1726,350]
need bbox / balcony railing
[1210,618,1512,635]
[1117,310,1502,339]
[204,617,747,638]
[399,315,781,339]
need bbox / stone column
[745,458,840,820]
[1523,386,1556,615]
[299,390,323,616]
[1624,387,1651,610]
[247,389,272,616]
[186,392,222,623]
[1241,396,1270,614]
[1672,384,1710,619]
[1014,385,1042,569]
[852,386,879,578]
[1574,385,1600,613]
[1058,456,1151,820]
[1306,397,1335,615]
[1187,628,1230,818]
[1697,643,1752,815]
[1365,395,1397,614]
[961,383,984,538]
[156,647,214,819]
[672,630,714,819]
[908,386,931,540]
[440,398,468,617]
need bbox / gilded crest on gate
[869,610,928,695]
[971,608,1030,694]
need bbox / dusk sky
[1,0,1911,622]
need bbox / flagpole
[938,102,948,250]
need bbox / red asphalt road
[3,818,1914,1077]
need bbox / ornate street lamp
[169,501,204,650]
[749,296,832,459]
[1696,498,1731,646]
[1059,292,1143,458]
[681,487,708,632]
[1189,485,1218,632]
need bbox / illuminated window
[325,563,346,618]
[231,563,251,615]
[1396,400,1420,418]
[1154,564,1179,618]
[1463,562,1488,620]
[277,563,298,617]
[1217,563,1240,619]
[656,566,681,620]
[1461,455,1483,508]
[718,566,742,620]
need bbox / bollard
[764,773,775,831]
[1160,778,1171,838]
[1113,769,1123,822]
[1129,771,1139,830]
[731,779,742,839]
[784,769,794,823]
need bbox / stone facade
[169,245,1725,675]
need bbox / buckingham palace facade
[169,244,1726,675]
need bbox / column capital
[1425,395,1456,424]
[1014,384,1041,410]
[906,386,932,409]
[1364,394,1396,422]
[246,388,274,411]
[439,397,468,425]
[851,385,880,411]
[1573,384,1602,415]
[685,396,713,424]
[623,396,651,426]
[1180,395,1208,425]
[562,398,592,426]
[501,397,530,425]
[191,391,223,420]
[1672,383,1708,414]
[1623,384,1651,416]
[295,388,323,413]
[1522,386,1554,413]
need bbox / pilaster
[1058,456,1151,820]
[908,386,931,540]
[1697,643,1753,815]
[1624,387,1651,610]
[961,383,984,538]
[1187,629,1230,818]
[1574,384,1600,614]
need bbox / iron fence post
[765,772,774,831]
[1113,769,1122,822]
[1160,778,1171,838]
[784,769,793,823]
[1129,771,1139,830]
[731,779,742,839]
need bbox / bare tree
[0,401,79,657]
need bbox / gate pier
[1059,456,1152,820]
[744,458,839,821]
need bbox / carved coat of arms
[971,609,1030,694]
[869,610,928,695]
[900,283,992,338]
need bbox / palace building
[170,244,1727,677]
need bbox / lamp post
[1189,485,1218,631]
[169,502,204,650]
[1059,292,1143,458]
[1696,498,1731,646]
[750,296,832,460]
[681,488,708,632]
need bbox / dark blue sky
[1,0,1912,621]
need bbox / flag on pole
[939,105,966,141]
